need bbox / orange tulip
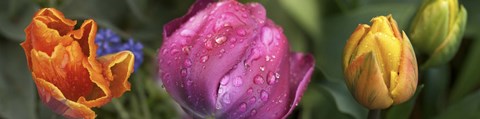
[20,8,134,119]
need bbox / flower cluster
[95,29,144,71]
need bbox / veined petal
[346,52,393,109]
[97,51,135,98]
[390,32,418,104]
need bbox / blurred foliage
[0,0,479,119]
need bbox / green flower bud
[409,0,467,68]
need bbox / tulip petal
[282,53,315,119]
[390,32,418,104]
[343,24,369,71]
[422,6,467,68]
[33,76,96,119]
[159,1,266,117]
[346,52,393,109]
[213,19,290,118]
[97,51,135,98]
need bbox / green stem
[368,109,381,119]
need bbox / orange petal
[98,51,135,98]
[33,74,96,119]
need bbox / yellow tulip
[342,15,418,109]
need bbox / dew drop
[161,49,168,55]
[251,109,257,116]
[205,40,213,49]
[180,29,195,37]
[184,59,192,67]
[259,66,265,72]
[267,72,276,85]
[186,80,193,86]
[201,55,209,63]
[261,90,269,101]
[182,46,191,54]
[237,29,246,36]
[253,75,264,85]
[249,97,256,104]
[223,94,231,104]
[215,36,227,44]
[275,72,280,79]
[265,55,271,62]
[216,102,222,109]
[170,49,180,55]
[247,88,253,94]
[239,103,247,112]
[233,76,243,87]
[220,76,230,86]
[181,68,187,77]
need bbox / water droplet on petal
[184,59,192,67]
[275,72,280,79]
[259,66,265,72]
[247,88,253,94]
[239,103,247,112]
[181,68,187,77]
[220,76,230,86]
[249,97,256,104]
[162,49,168,55]
[237,29,246,36]
[205,40,213,49]
[233,76,243,87]
[267,72,276,85]
[265,55,271,62]
[223,94,231,104]
[182,46,191,54]
[215,36,227,44]
[216,102,222,109]
[251,109,257,116]
[170,49,179,55]
[201,55,209,63]
[261,90,269,101]
[180,29,195,37]
[253,75,264,85]
[186,80,193,86]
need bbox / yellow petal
[345,52,393,109]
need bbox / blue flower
[121,38,144,71]
[95,28,144,71]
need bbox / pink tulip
[157,0,315,118]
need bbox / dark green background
[0,0,479,118]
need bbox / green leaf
[279,0,322,39]
[420,66,450,118]
[300,84,353,119]
[435,90,480,119]
[317,3,417,82]
[385,85,424,119]
[321,80,368,119]
[449,39,480,103]
[259,0,310,52]
[0,0,38,42]
[0,40,37,119]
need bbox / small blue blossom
[121,38,144,71]
[95,28,144,71]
